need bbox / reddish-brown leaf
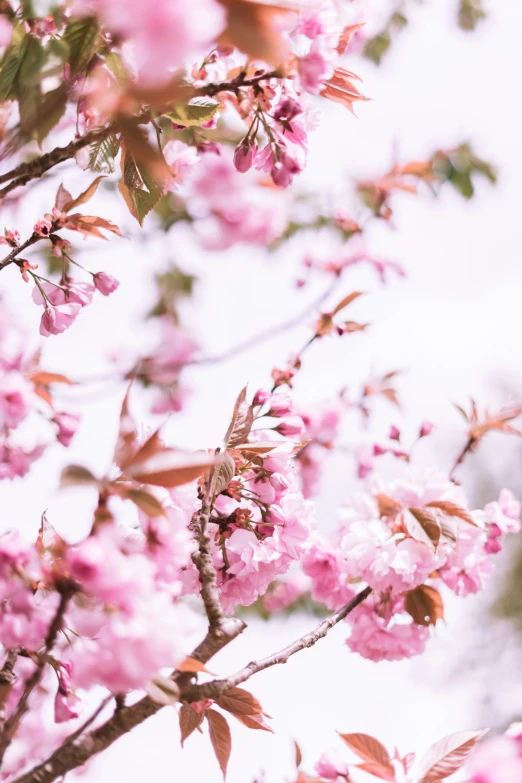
[29,371,74,386]
[336,22,365,55]
[408,507,441,549]
[338,733,394,775]
[124,429,164,470]
[65,213,122,239]
[230,712,273,733]
[295,741,302,768]
[114,386,138,469]
[417,730,487,782]
[217,0,294,66]
[404,585,444,627]
[376,494,403,517]
[426,500,477,527]
[125,488,165,518]
[216,687,263,716]
[332,291,363,315]
[321,68,369,114]
[177,657,211,674]
[224,387,254,448]
[59,464,98,488]
[54,183,73,212]
[207,709,232,780]
[179,703,205,746]
[128,450,219,489]
[62,175,105,213]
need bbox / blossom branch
[0,589,71,763]
[182,586,373,702]
[0,233,42,271]
[0,71,279,202]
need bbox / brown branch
[182,586,373,703]
[0,590,71,763]
[11,617,245,783]
[0,125,116,200]
[0,651,18,734]
[449,435,476,480]
[197,69,280,98]
[0,70,279,202]
[0,233,42,271]
[191,461,227,631]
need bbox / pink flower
[74,0,225,86]
[347,608,429,662]
[54,691,81,723]
[468,734,522,783]
[269,392,294,417]
[419,420,434,437]
[0,375,32,429]
[33,219,52,237]
[276,416,306,437]
[163,140,200,188]
[253,389,271,407]
[298,44,333,94]
[53,412,81,447]
[93,272,120,296]
[0,228,20,246]
[262,573,310,613]
[315,749,350,781]
[39,303,82,337]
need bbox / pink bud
[269,394,293,417]
[276,416,305,437]
[389,425,401,441]
[269,472,289,492]
[419,420,434,437]
[315,750,349,781]
[253,389,271,407]
[265,505,286,525]
[53,412,81,447]
[271,161,292,188]
[93,272,120,296]
[233,139,257,173]
[373,443,387,456]
[33,219,52,237]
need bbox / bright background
[2,0,522,780]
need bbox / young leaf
[118,141,165,226]
[408,507,441,549]
[207,709,232,780]
[63,17,99,72]
[376,493,403,517]
[425,500,477,526]
[36,83,68,144]
[295,741,303,768]
[179,704,205,746]
[125,488,165,518]
[176,657,212,674]
[60,464,98,488]
[216,687,263,716]
[338,733,394,777]
[331,291,363,316]
[89,135,120,174]
[0,37,28,101]
[224,387,254,448]
[165,97,220,127]
[62,175,105,212]
[230,713,273,733]
[417,730,487,782]
[402,509,437,550]
[404,585,444,627]
[213,453,236,495]
[29,371,74,386]
[127,450,219,488]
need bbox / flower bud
[233,139,257,173]
[269,472,289,492]
[419,420,434,438]
[253,389,271,406]
[93,272,120,296]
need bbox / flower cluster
[0,488,196,776]
[468,723,522,783]
[303,470,520,662]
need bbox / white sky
[2,0,522,780]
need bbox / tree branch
[0,589,71,763]
[0,233,43,271]
[182,586,373,703]
[0,70,279,202]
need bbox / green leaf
[17,37,45,135]
[89,135,120,173]
[36,83,68,144]
[0,36,27,101]
[63,17,99,73]
[165,97,220,128]
[118,143,164,226]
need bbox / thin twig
[182,586,373,702]
[10,587,370,783]
[0,234,41,271]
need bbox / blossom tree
[0,1,515,782]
